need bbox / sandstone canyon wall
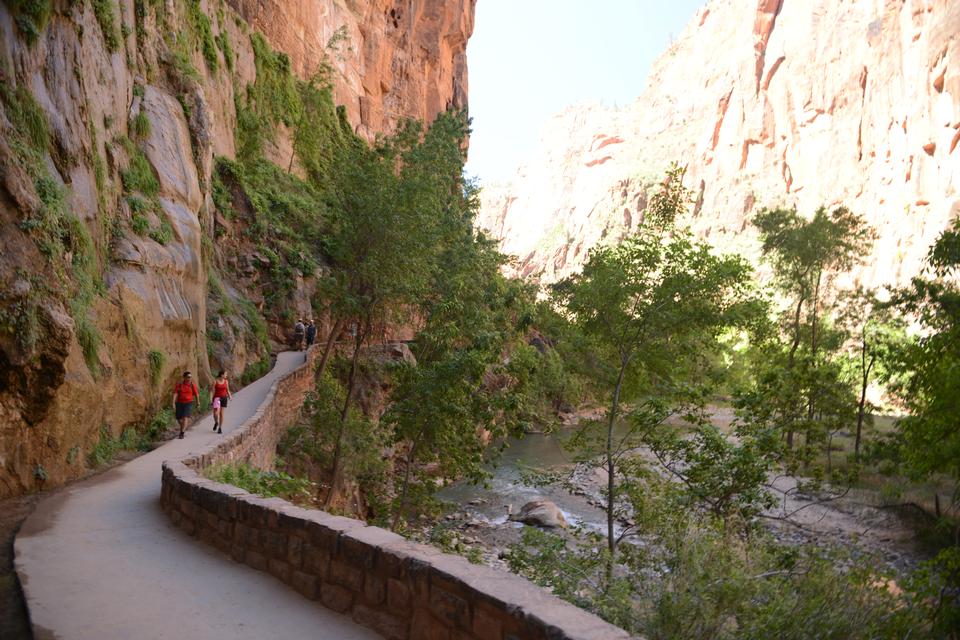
[478,0,960,287]
[0,0,474,497]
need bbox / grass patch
[184,0,218,72]
[75,314,101,377]
[215,29,234,71]
[205,463,314,503]
[88,425,141,467]
[121,148,160,195]
[130,212,150,235]
[8,0,52,44]
[130,111,151,139]
[148,349,164,386]
[91,0,120,52]
[168,34,201,82]
[149,219,174,245]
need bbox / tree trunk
[605,359,628,561]
[324,318,366,509]
[855,344,875,462]
[806,271,823,425]
[785,296,805,450]
[316,316,345,380]
[392,437,421,531]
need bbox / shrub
[240,355,271,385]
[142,408,173,445]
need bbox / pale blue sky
[465,0,705,184]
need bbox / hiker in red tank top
[172,371,198,439]
[210,370,232,435]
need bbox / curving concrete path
[15,352,377,640]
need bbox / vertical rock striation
[478,0,960,287]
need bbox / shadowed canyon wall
[0,0,474,497]
[478,0,960,286]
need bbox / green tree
[750,206,875,449]
[385,239,535,528]
[890,219,960,483]
[552,167,760,561]
[836,288,906,461]
[319,111,475,506]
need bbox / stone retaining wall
[160,349,630,640]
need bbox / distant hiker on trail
[305,319,317,349]
[211,370,232,435]
[172,371,199,439]
[293,319,305,351]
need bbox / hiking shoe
[213,421,218,431]
[217,428,222,434]
[178,432,184,439]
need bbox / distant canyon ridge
[477,0,960,288]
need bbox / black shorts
[216,396,229,408]
[175,402,194,420]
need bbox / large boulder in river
[510,500,568,529]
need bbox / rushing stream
[436,415,927,573]
[437,425,611,533]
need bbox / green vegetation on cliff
[0,81,103,375]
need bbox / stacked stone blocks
[160,349,629,640]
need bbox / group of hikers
[292,318,317,351]
[169,319,315,439]
[171,369,233,439]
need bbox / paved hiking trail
[15,351,376,640]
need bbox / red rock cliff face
[0,0,474,497]
[226,0,474,138]
[478,0,960,287]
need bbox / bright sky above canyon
[465,0,705,185]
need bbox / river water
[437,415,927,572]
[437,426,611,532]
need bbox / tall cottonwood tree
[318,111,477,506]
[552,167,761,561]
[750,206,875,450]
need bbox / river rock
[510,500,569,529]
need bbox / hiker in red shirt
[172,371,199,439]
